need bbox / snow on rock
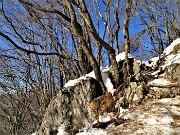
[145,115,174,125]
[64,76,86,88]
[143,38,180,68]
[161,38,180,69]
[148,78,171,86]
[116,52,134,62]
[57,125,70,135]
[118,107,129,118]
[143,56,159,67]
[99,112,112,123]
[161,53,180,69]
[101,68,115,95]
[163,38,180,55]
[64,67,115,95]
[85,71,96,79]
[76,128,107,135]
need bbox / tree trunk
[123,0,132,87]
[64,0,106,92]
[78,0,120,88]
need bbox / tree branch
[0,32,76,61]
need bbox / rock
[133,60,141,81]
[36,77,103,135]
[164,63,180,83]
[170,43,180,54]
[119,82,148,108]
[147,87,180,99]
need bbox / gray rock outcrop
[118,82,148,108]
[36,77,103,135]
[164,63,180,83]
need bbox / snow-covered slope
[163,38,180,55]
[144,38,180,68]
[107,96,180,134]
[53,96,180,135]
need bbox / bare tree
[123,0,133,87]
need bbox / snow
[116,96,180,135]
[86,71,96,79]
[76,128,107,135]
[163,38,180,55]
[101,68,115,95]
[64,67,115,95]
[161,38,180,69]
[143,38,180,68]
[148,78,171,86]
[161,53,180,69]
[30,133,36,135]
[118,107,129,118]
[158,98,172,104]
[57,125,70,135]
[99,112,112,123]
[145,115,174,125]
[64,76,86,88]
[143,56,159,67]
[116,52,134,62]
[145,117,159,125]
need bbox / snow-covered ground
[53,96,180,135]
[107,96,180,134]
[76,128,107,135]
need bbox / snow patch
[99,112,112,123]
[30,133,36,135]
[145,117,158,125]
[119,107,129,118]
[64,67,115,95]
[163,38,180,55]
[143,38,180,68]
[161,53,180,69]
[85,71,96,79]
[76,128,107,135]
[143,56,159,67]
[160,116,174,124]
[64,76,86,88]
[57,125,70,135]
[158,96,180,105]
[101,68,115,95]
[145,115,174,125]
[148,78,171,86]
[158,98,172,104]
[116,52,134,62]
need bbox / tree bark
[78,0,120,88]
[64,0,106,92]
[123,0,132,87]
